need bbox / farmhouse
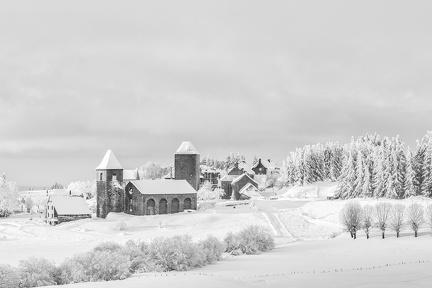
[46,190,92,224]
[96,141,199,218]
[251,158,279,175]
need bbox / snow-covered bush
[67,180,96,199]
[122,240,162,273]
[19,257,58,288]
[0,264,21,288]
[93,241,123,253]
[224,225,275,255]
[149,235,205,271]
[389,204,405,238]
[114,220,126,231]
[406,203,425,237]
[339,201,362,239]
[362,204,374,239]
[223,232,242,255]
[58,250,130,284]
[375,202,392,239]
[199,235,226,264]
[197,182,224,201]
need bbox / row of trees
[282,142,345,186]
[339,201,431,239]
[336,132,432,199]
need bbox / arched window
[100,173,103,181]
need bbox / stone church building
[96,142,199,218]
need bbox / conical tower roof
[96,150,123,170]
[175,141,199,154]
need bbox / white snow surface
[3,181,432,287]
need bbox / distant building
[46,190,91,224]
[96,142,199,218]
[200,165,220,187]
[251,158,279,175]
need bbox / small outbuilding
[46,191,92,224]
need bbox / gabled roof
[96,150,123,170]
[238,162,255,174]
[124,169,139,181]
[48,195,91,215]
[232,173,258,185]
[251,159,277,170]
[175,141,199,154]
[220,175,238,182]
[239,182,260,195]
[128,180,197,195]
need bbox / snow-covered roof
[128,180,197,195]
[220,175,239,182]
[251,159,278,170]
[96,150,123,170]
[238,162,255,174]
[175,141,199,154]
[232,173,258,185]
[48,195,91,215]
[123,169,139,181]
[239,182,260,195]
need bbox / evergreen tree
[404,147,416,197]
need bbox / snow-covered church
[96,142,199,218]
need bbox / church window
[112,173,117,181]
[100,173,103,181]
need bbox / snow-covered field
[2,182,432,287]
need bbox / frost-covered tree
[51,182,64,189]
[425,204,432,232]
[375,202,392,239]
[139,162,167,180]
[362,204,374,239]
[404,147,416,198]
[68,180,96,199]
[389,204,405,238]
[0,173,19,217]
[406,203,424,237]
[339,201,363,239]
[197,182,224,201]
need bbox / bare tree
[362,204,374,239]
[389,204,405,238]
[425,204,432,231]
[375,202,392,239]
[406,203,425,237]
[339,201,363,239]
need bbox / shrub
[149,236,205,271]
[389,204,405,238]
[19,257,58,288]
[93,241,122,253]
[362,204,374,239]
[122,240,162,273]
[406,203,425,237]
[57,253,91,284]
[339,201,363,239]
[224,225,275,255]
[199,235,226,264]
[375,202,392,239]
[114,219,126,231]
[0,264,21,288]
[58,250,130,284]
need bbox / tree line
[281,131,432,199]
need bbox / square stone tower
[174,141,200,191]
[96,150,124,218]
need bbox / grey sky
[1,0,431,187]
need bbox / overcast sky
[1,0,431,187]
